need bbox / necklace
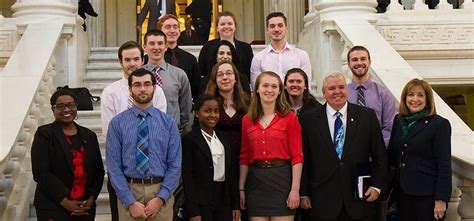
[260,114,275,128]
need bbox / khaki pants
[118,182,174,221]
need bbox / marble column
[263,0,305,44]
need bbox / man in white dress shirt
[100,40,167,221]
[250,12,311,88]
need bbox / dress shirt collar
[121,76,129,86]
[349,78,375,91]
[326,101,348,117]
[131,105,157,118]
[147,61,169,72]
[267,41,292,54]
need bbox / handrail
[0,22,62,220]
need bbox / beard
[132,91,154,104]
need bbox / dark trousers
[193,18,211,44]
[107,176,119,221]
[396,190,444,221]
[314,204,376,221]
[36,207,96,221]
[193,181,233,221]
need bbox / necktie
[127,94,134,109]
[136,111,150,175]
[334,112,344,159]
[357,85,366,107]
[170,50,179,66]
[153,66,163,87]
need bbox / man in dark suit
[299,72,388,221]
[137,0,176,32]
[178,18,200,46]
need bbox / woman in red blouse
[239,71,303,220]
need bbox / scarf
[400,108,429,143]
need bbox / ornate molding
[0,29,17,61]
[377,24,474,50]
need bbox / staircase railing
[0,22,63,221]
[298,3,473,220]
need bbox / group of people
[30,10,452,221]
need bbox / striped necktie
[357,85,366,106]
[127,94,134,109]
[136,111,150,175]
[334,111,344,159]
[153,66,163,87]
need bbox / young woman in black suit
[284,68,323,118]
[198,11,253,81]
[182,95,240,221]
[388,78,452,221]
[31,89,105,220]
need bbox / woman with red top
[31,89,104,220]
[239,71,303,221]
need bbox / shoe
[79,0,98,17]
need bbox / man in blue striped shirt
[106,68,181,220]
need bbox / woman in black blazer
[31,89,105,221]
[284,68,323,118]
[388,78,451,221]
[182,95,240,221]
[198,11,253,80]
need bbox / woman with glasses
[31,89,105,221]
[239,71,303,221]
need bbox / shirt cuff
[157,187,172,202]
[123,195,137,209]
[370,186,381,194]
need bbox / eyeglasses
[53,102,77,110]
[216,71,234,77]
[131,82,154,89]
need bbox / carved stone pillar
[458,184,474,221]
[263,0,305,44]
[315,0,377,15]
[11,0,76,23]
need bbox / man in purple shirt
[347,46,397,147]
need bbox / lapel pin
[351,118,354,122]
[425,120,428,124]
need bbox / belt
[251,159,290,168]
[126,177,163,185]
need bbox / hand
[239,190,246,210]
[434,200,446,220]
[190,216,202,221]
[129,202,147,218]
[144,197,163,218]
[300,196,312,209]
[287,190,300,209]
[232,209,241,221]
[60,198,85,213]
[364,187,380,202]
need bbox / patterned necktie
[136,111,150,175]
[334,111,344,159]
[127,94,134,109]
[170,50,179,66]
[153,66,163,87]
[357,85,366,107]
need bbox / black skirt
[245,164,295,217]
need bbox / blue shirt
[348,79,397,146]
[106,106,182,208]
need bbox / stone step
[83,74,122,84]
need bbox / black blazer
[31,122,105,212]
[300,103,388,219]
[181,126,239,217]
[198,38,254,80]
[388,114,452,202]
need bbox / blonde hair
[399,78,436,116]
[248,71,290,123]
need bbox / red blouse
[240,111,303,166]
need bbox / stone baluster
[461,0,473,9]
[303,0,318,28]
[387,0,404,12]
[413,0,429,10]
[447,177,462,221]
[458,181,474,221]
[437,0,452,9]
